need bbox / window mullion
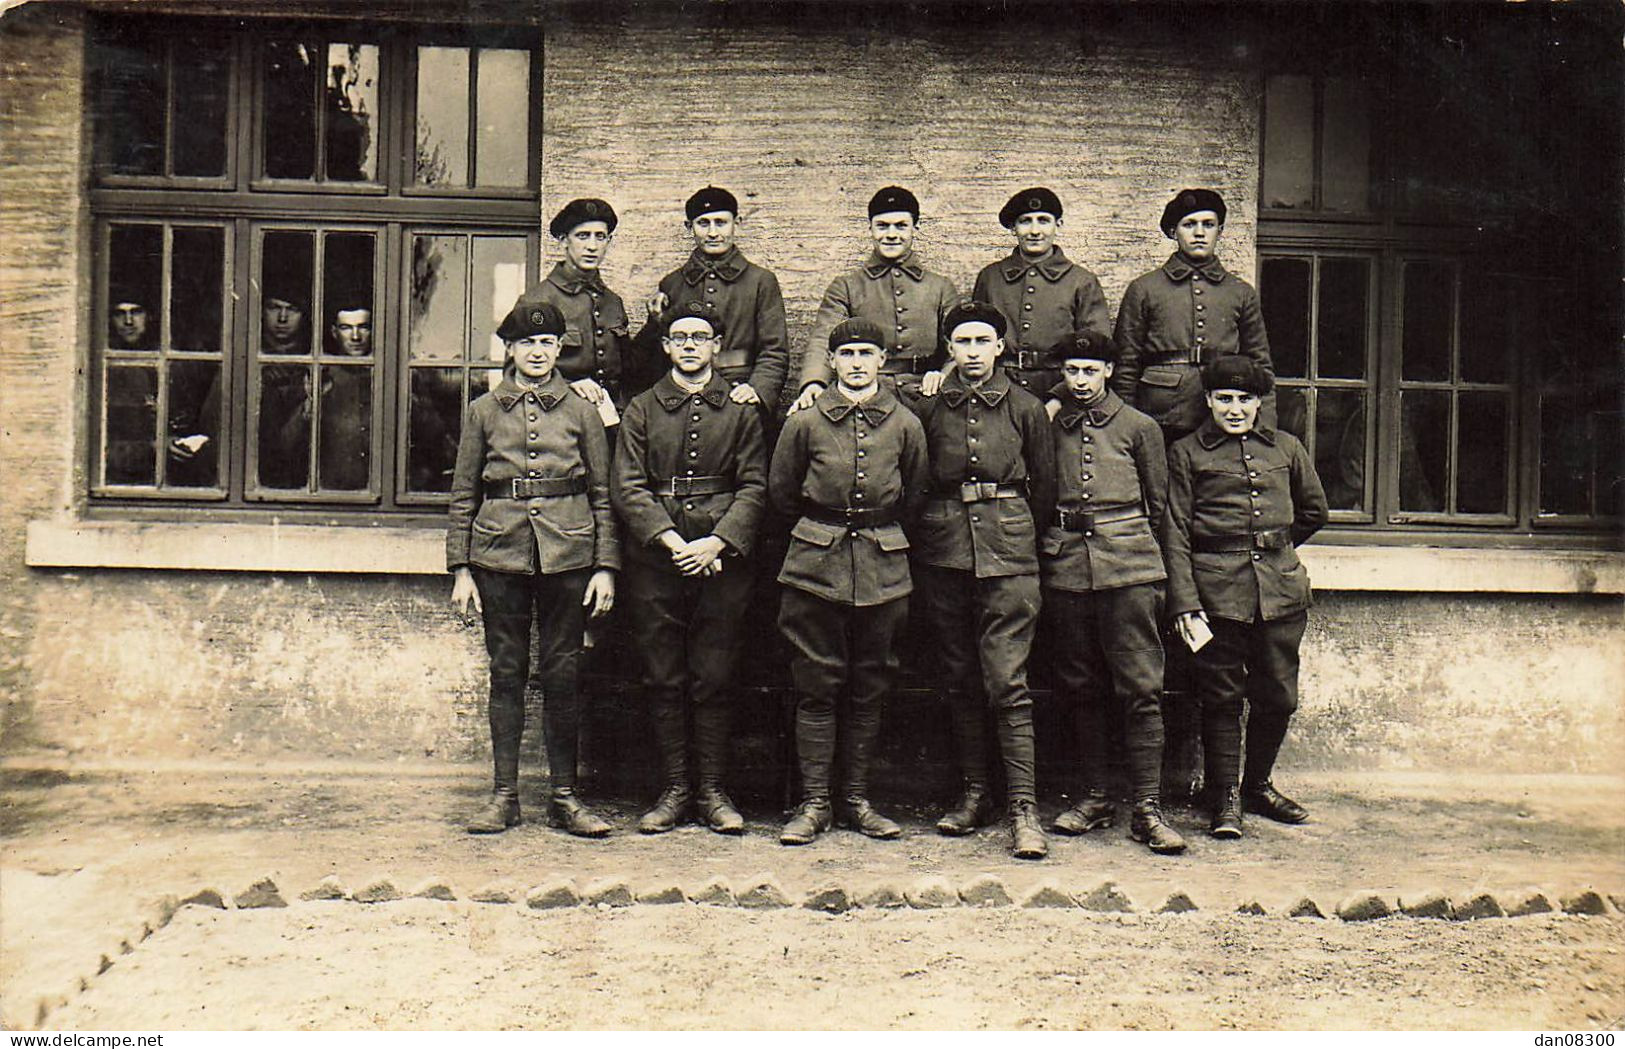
[1374,250,1404,524]
[466,49,480,190]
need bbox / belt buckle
[669,477,690,497]
[960,481,997,502]
[1068,509,1095,531]
[509,478,527,499]
[1015,351,1046,370]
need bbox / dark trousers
[624,556,754,792]
[472,566,590,797]
[778,587,908,803]
[914,565,1042,804]
[1195,611,1307,794]
[1045,582,1167,802]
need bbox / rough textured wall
[0,5,88,751]
[540,7,1261,389]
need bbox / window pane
[1456,392,1509,514]
[172,47,229,177]
[1321,78,1372,213]
[1402,262,1454,382]
[316,365,372,490]
[261,231,314,355]
[471,236,528,361]
[1539,392,1590,517]
[409,235,468,360]
[1317,389,1366,512]
[167,360,221,488]
[170,227,224,352]
[259,364,312,489]
[98,37,164,176]
[1600,409,1623,519]
[263,41,318,180]
[108,224,163,350]
[1260,257,1309,379]
[475,50,529,187]
[1262,75,1313,211]
[105,364,158,484]
[407,368,463,493]
[322,234,375,357]
[1399,391,1448,512]
[1317,258,1368,379]
[323,43,378,182]
[1459,268,1511,385]
[415,47,470,186]
[1275,386,1309,443]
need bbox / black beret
[496,297,566,342]
[685,186,738,221]
[999,187,1063,229]
[1202,355,1273,395]
[828,317,889,354]
[1160,188,1228,235]
[109,275,152,308]
[549,198,618,239]
[661,300,726,339]
[1062,329,1119,366]
[868,186,920,221]
[942,300,1008,339]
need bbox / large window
[1257,43,1621,537]
[88,18,540,516]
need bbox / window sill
[23,520,1625,593]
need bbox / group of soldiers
[446,183,1329,859]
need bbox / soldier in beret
[448,298,620,839]
[1041,330,1184,854]
[908,301,1057,859]
[791,186,959,412]
[504,198,635,417]
[1163,356,1327,838]
[612,301,767,836]
[641,186,790,419]
[972,187,1111,398]
[1112,188,1275,445]
[770,317,930,846]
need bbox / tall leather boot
[936,691,992,835]
[468,684,523,834]
[996,703,1046,859]
[693,704,744,835]
[781,696,835,845]
[637,698,691,834]
[1242,709,1308,823]
[839,702,901,839]
[543,687,610,839]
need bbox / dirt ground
[4,762,1624,1030]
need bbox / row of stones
[191,875,1623,921]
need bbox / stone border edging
[24,876,1622,1030]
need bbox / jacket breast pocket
[1136,366,1194,424]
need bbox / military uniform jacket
[908,370,1057,578]
[612,371,768,566]
[447,372,620,575]
[648,246,790,407]
[1041,389,1168,593]
[527,262,632,399]
[797,251,958,390]
[769,383,929,607]
[971,247,1111,363]
[1163,419,1328,622]
[1112,253,1274,434]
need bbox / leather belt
[654,475,733,497]
[935,481,1027,503]
[1192,527,1291,553]
[1057,505,1146,533]
[800,503,900,528]
[484,476,588,499]
[1144,352,1199,366]
[881,356,933,376]
[1007,351,1055,371]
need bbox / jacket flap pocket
[561,329,585,347]
[875,525,911,552]
[790,517,842,548]
[1138,367,1184,388]
[1040,531,1066,556]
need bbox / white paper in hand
[596,397,620,428]
[1184,615,1214,654]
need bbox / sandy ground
[4,763,1624,1030]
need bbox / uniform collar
[1055,388,1124,431]
[863,250,925,281]
[652,371,731,411]
[940,368,1012,408]
[546,260,607,295]
[682,245,748,285]
[1162,252,1229,284]
[1196,416,1277,448]
[1000,246,1074,283]
[493,372,570,412]
[817,381,899,425]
